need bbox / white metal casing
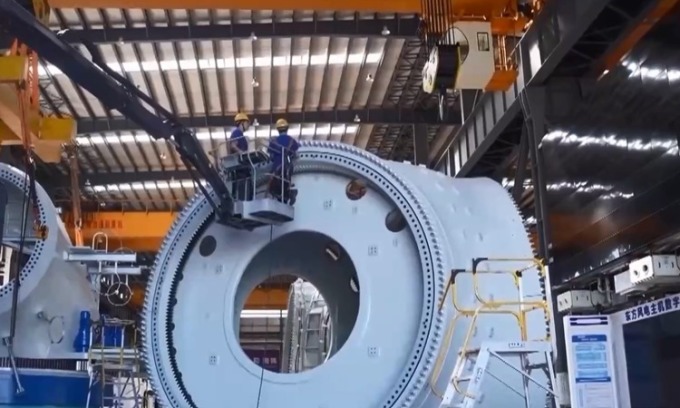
[142,141,550,408]
[628,254,680,285]
[0,163,98,358]
[452,21,495,89]
[557,290,607,313]
[613,270,650,295]
[422,22,496,93]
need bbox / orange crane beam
[66,210,663,259]
[594,0,680,76]
[62,211,177,252]
[129,283,289,310]
[49,0,514,15]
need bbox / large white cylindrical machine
[0,162,98,358]
[142,142,550,408]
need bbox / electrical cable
[254,224,274,408]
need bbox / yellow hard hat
[275,118,289,130]
[234,112,250,123]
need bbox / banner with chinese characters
[621,293,680,324]
[242,346,282,373]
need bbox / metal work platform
[64,246,141,276]
[221,150,296,228]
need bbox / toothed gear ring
[141,142,547,408]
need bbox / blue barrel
[100,316,124,347]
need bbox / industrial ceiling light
[353,114,361,123]
[365,73,374,82]
[251,78,259,87]
[252,118,260,127]
[381,25,391,36]
[250,32,258,41]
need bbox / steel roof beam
[85,170,193,185]
[76,107,460,134]
[53,17,420,44]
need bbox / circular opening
[234,231,360,374]
[345,179,367,201]
[385,208,407,233]
[199,235,217,257]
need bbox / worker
[267,118,299,203]
[229,112,250,154]
[229,112,252,200]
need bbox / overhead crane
[0,0,75,163]
[0,2,560,408]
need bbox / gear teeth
[141,140,446,407]
[504,189,553,408]
[142,189,212,408]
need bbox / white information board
[564,315,619,408]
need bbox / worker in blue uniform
[267,118,299,203]
[229,112,252,200]
[229,112,250,154]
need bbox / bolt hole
[385,208,407,233]
[199,235,217,257]
[345,179,367,201]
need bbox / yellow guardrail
[429,257,550,400]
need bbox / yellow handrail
[428,257,551,400]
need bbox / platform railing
[429,257,550,400]
[86,317,142,408]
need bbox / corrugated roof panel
[38,9,435,209]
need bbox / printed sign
[564,316,618,408]
[622,293,680,324]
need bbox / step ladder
[435,258,558,408]
[442,341,558,408]
[86,318,144,408]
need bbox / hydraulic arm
[0,0,237,224]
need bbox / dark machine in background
[624,310,680,408]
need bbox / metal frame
[48,17,420,44]
[76,108,461,134]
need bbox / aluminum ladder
[299,294,328,371]
[443,340,558,408]
[435,258,558,408]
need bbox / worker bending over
[267,119,299,203]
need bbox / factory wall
[540,11,680,283]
